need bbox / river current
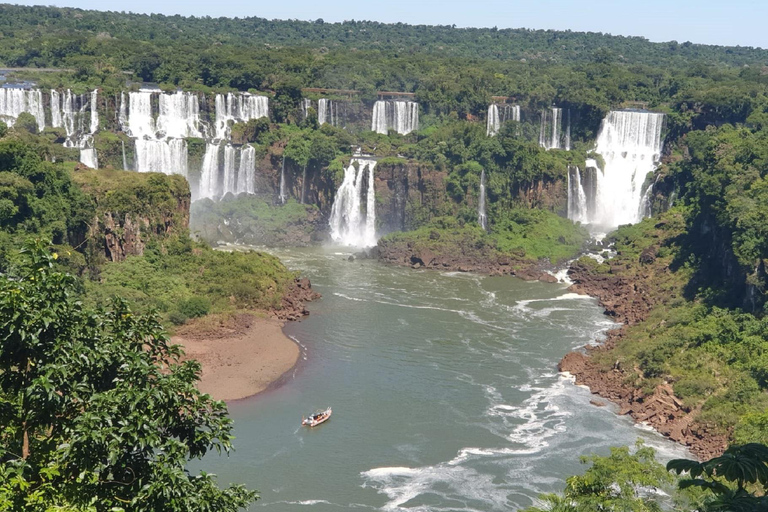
[199,246,688,511]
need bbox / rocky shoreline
[273,277,322,321]
[560,259,728,460]
[374,243,561,283]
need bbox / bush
[168,310,188,325]
[178,296,211,318]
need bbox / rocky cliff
[73,169,190,261]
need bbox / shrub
[178,296,211,318]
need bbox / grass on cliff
[85,235,296,326]
[585,209,768,444]
[73,168,190,218]
[381,209,588,264]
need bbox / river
[199,245,688,511]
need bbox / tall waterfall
[199,144,221,200]
[568,111,665,228]
[214,92,269,140]
[236,145,256,195]
[478,169,487,230]
[329,157,377,247]
[197,144,256,200]
[135,139,188,176]
[318,98,339,126]
[486,104,520,136]
[539,107,569,150]
[371,100,418,135]
[156,91,201,138]
[567,166,589,224]
[125,91,156,139]
[279,157,287,204]
[222,145,237,196]
[0,88,45,131]
[301,98,312,120]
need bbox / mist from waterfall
[567,111,665,229]
[329,157,377,247]
[371,100,419,135]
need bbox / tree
[524,444,674,512]
[0,240,257,511]
[667,443,768,512]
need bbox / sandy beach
[173,314,300,402]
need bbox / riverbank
[174,314,300,402]
[558,213,729,460]
[173,276,320,401]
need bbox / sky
[9,0,768,49]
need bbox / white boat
[302,407,332,427]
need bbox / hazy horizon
[6,0,767,50]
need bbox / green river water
[198,246,688,511]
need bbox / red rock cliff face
[95,192,190,262]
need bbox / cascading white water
[329,157,377,247]
[301,98,312,120]
[199,144,221,200]
[236,145,256,195]
[119,92,128,131]
[89,89,99,134]
[318,98,329,126]
[222,145,237,196]
[279,157,287,204]
[478,169,487,230]
[569,111,665,229]
[371,100,418,135]
[50,89,62,128]
[0,88,45,131]
[566,166,588,224]
[121,140,128,170]
[135,139,188,176]
[156,91,201,138]
[126,91,155,138]
[539,107,570,150]
[214,92,268,140]
[487,105,499,136]
[487,104,521,136]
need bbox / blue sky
[10,0,768,49]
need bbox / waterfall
[279,157,287,204]
[568,111,665,229]
[318,98,328,125]
[79,149,98,169]
[566,166,588,224]
[222,145,237,196]
[215,92,268,140]
[487,104,520,136]
[89,89,99,134]
[199,144,221,200]
[301,165,307,204]
[487,105,499,136]
[50,89,62,128]
[539,107,567,150]
[478,169,487,230]
[121,140,128,170]
[135,139,188,176]
[564,109,571,151]
[301,98,312,120]
[0,88,45,131]
[126,91,155,138]
[236,145,256,194]
[156,91,201,138]
[118,92,128,131]
[371,100,418,135]
[329,157,378,247]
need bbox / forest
[0,3,767,511]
